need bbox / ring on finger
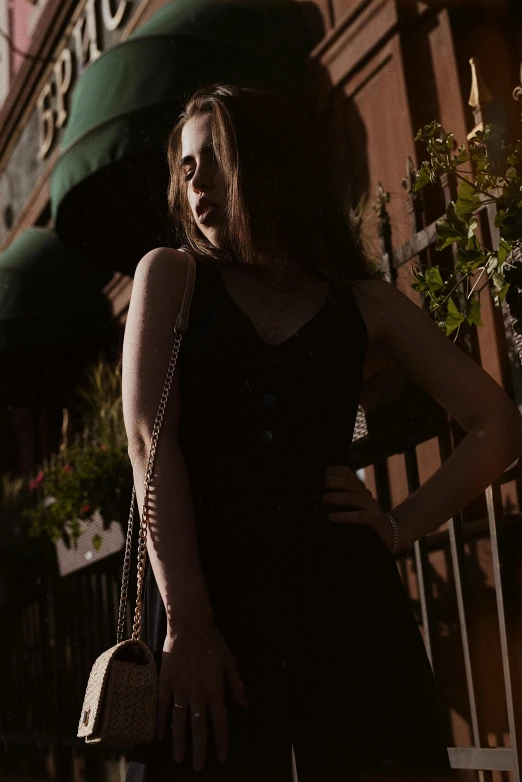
[191,711,203,719]
[174,703,188,710]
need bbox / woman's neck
[226,252,321,291]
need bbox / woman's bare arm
[122,248,249,770]
[122,247,213,634]
[354,279,522,550]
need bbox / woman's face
[180,113,227,248]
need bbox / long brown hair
[166,84,378,297]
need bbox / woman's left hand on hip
[323,464,394,552]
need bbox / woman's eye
[183,171,194,182]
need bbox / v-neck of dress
[213,265,331,348]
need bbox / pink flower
[80,504,91,515]
[63,463,73,473]
[29,470,45,491]
[100,444,108,451]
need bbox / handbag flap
[78,639,137,739]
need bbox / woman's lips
[198,205,218,223]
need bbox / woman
[123,84,522,781]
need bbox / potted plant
[23,355,133,551]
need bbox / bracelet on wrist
[385,511,399,554]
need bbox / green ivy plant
[411,122,522,339]
[22,355,133,550]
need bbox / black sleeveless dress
[126,260,451,781]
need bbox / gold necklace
[264,295,295,340]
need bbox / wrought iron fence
[0,543,134,781]
[347,155,522,782]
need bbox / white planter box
[55,508,125,576]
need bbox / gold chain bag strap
[77,250,197,748]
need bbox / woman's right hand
[156,623,250,771]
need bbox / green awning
[0,228,114,351]
[50,0,314,274]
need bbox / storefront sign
[37,0,131,160]
[0,0,146,246]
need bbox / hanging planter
[22,355,133,550]
[22,438,132,550]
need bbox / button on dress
[126,260,451,781]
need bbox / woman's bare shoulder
[352,277,521,432]
[134,246,188,278]
[351,277,395,344]
[123,248,189,447]
[132,247,190,307]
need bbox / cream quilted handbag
[77,249,196,747]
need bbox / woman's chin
[203,229,224,249]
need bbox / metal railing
[348,157,522,781]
